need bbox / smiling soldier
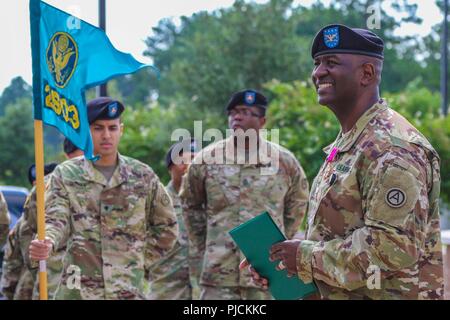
[243,24,444,300]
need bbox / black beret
[165,138,199,169]
[87,97,124,124]
[225,89,268,111]
[311,24,384,59]
[63,137,79,155]
[28,162,58,185]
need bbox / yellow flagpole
[34,119,48,300]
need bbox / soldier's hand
[270,239,301,277]
[239,259,269,289]
[29,238,53,261]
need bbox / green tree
[144,0,424,112]
[119,97,223,184]
[114,69,157,107]
[0,77,32,117]
[0,99,35,187]
[415,0,449,96]
[145,0,313,112]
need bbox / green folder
[229,211,317,300]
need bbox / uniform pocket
[205,165,239,213]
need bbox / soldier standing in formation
[149,139,198,299]
[181,89,309,300]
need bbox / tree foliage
[0,77,32,117]
[0,99,35,186]
[143,0,425,111]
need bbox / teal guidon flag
[29,0,157,160]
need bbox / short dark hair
[63,138,79,155]
[28,162,58,185]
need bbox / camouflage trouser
[148,281,192,300]
[199,285,272,300]
[148,246,193,300]
[14,270,34,300]
[0,225,8,248]
[32,253,65,300]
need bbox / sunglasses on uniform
[227,108,261,118]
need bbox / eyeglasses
[227,108,261,118]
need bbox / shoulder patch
[160,192,171,207]
[159,190,170,207]
[385,188,406,208]
[367,165,421,228]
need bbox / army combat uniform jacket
[45,154,178,299]
[297,100,443,300]
[0,191,10,248]
[1,177,68,300]
[181,137,309,289]
[1,216,34,300]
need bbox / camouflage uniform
[0,216,34,300]
[180,137,309,300]
[44,154,178,300]
[297,100,444,300]
[22,184,68,300]
[148,181,192,300]
[0,178,66,300]
[0,191,10,248]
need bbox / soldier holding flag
[28,0,159,299]
[29,98,178,299]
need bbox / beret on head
[225,89,268,111]
[311,24,384,59]
[28,162,58,185]
[87,97,125,124]
[63,137,79,155]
